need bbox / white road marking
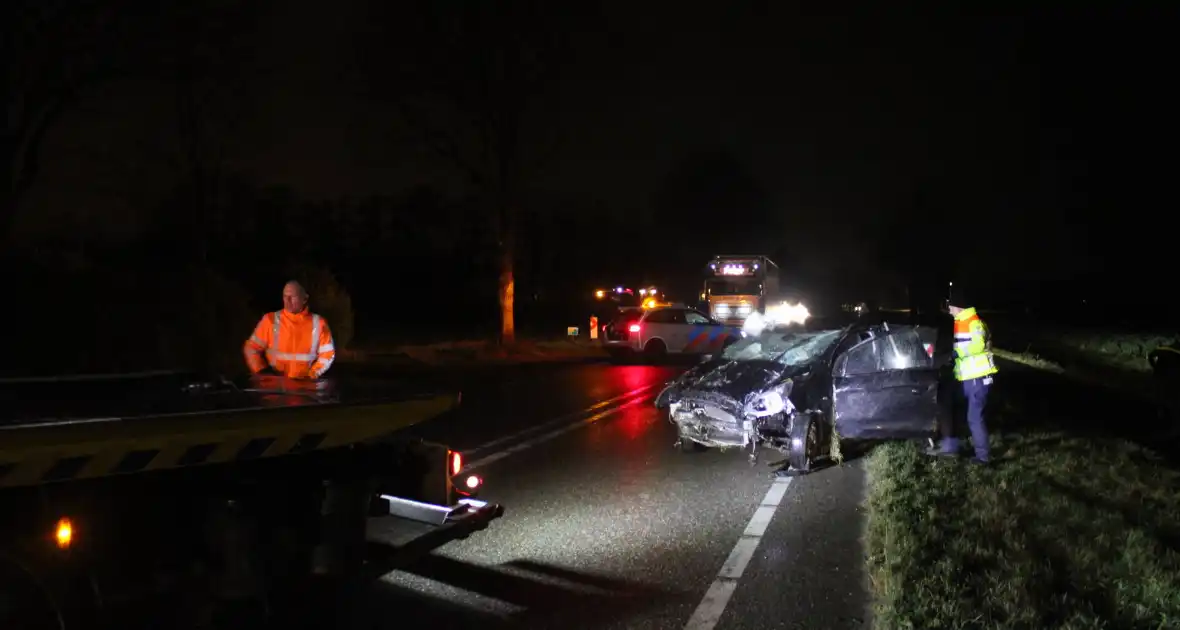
[466,384,657,455]
[683,477,793,630]
[461,393,655,472]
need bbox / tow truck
[0,371,504,628]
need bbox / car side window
[839,330,929,376]
[841,340,881,376]
[877,329,930,370]
[684,311,710,325]
[645,309,683,325]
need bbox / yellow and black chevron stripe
[0,395,456,489]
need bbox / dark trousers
[939,375,992,461]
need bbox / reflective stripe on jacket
[952,306,998,381]
[243,309,337,378]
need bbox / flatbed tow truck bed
[0,372,504,628]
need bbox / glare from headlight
[765,302,810,326]
[742,302,810,335]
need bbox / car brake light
[450,451,462,475]
[628,324,641,333]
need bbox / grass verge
[865,362,1180,630]
[866,436,1180,629]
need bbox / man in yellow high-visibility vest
[929,303,997,464]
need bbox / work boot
[923,446,959,459]
[774,466,804,478]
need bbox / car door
[681,309,733,354]
[830,328,939,440]
[643,308,686,351]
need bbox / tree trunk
[497,189,516,346]
[498,239,515,346]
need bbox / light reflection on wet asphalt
[348,361,871,630]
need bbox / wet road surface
[337,360,872,630]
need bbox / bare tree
[145,0,265,263]
[4,0,135,245]
[358,0,586,345]
[4,0,262,254]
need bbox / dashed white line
[466,384,657,455]
[461,393,655,472]
[683,477,793,630]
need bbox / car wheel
[788,412,819,473]
[678,435,707,453]
[644,339,668,359]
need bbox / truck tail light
[628,324,641,333]
[450,451,463,475]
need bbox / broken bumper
[669,401,753,448]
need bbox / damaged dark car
[654,321,943,474]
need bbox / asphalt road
[338,360,873,630]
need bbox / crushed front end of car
[656,328,843,457]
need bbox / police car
[601,304,744,361]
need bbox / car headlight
[743,381,795,417]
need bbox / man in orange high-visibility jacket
[243,280,337,379]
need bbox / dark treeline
[8,173,646,377]
[6,0,625,376]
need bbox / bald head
[283,281,309,313]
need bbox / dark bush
[11,259,255,377]
[285,263,355,349]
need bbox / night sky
[13,1,1176,315]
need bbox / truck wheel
[678,436,707,453]
[788,413,819,473]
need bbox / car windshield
[706,278,760,296]
[720,329,843,366]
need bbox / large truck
[701,255,781,326]
[0,372,504,628]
